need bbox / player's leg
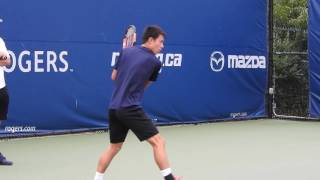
[147,134,169,169]
[0,86,9,121]
[96,142,123,173]
[147,134,182,180]
[0,87,13,166]
[123,107,181,180]
[94,109,129,180]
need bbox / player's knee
[150,135,166,148]
[110,143,122,153]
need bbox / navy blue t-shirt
[109,46,162,109]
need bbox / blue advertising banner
[309,0,320,117]
[0,0,268,135]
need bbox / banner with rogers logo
[0,0,268,135]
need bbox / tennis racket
[122,25,137,48]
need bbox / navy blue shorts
[108,106,159,143]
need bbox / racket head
[122,25,137,48]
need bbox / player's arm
[145,62,161,89]
[113,25,135,80]
[111,69,117,80]
[111,54,121,81]
[0,51,11,66]
[111,50,123,81]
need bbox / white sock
[160,168,172,177]
[94,172,104,180]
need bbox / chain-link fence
[272,26,309,117]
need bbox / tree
[273,0,308,116]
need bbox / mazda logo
[210,51,224,72]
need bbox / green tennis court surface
[1,119,320,180]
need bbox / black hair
[142,25,166,44]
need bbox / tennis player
[94,25,181,180]
[0,19,13,165]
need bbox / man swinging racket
[94,25,181,180]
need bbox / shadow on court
[1,119,320,180]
